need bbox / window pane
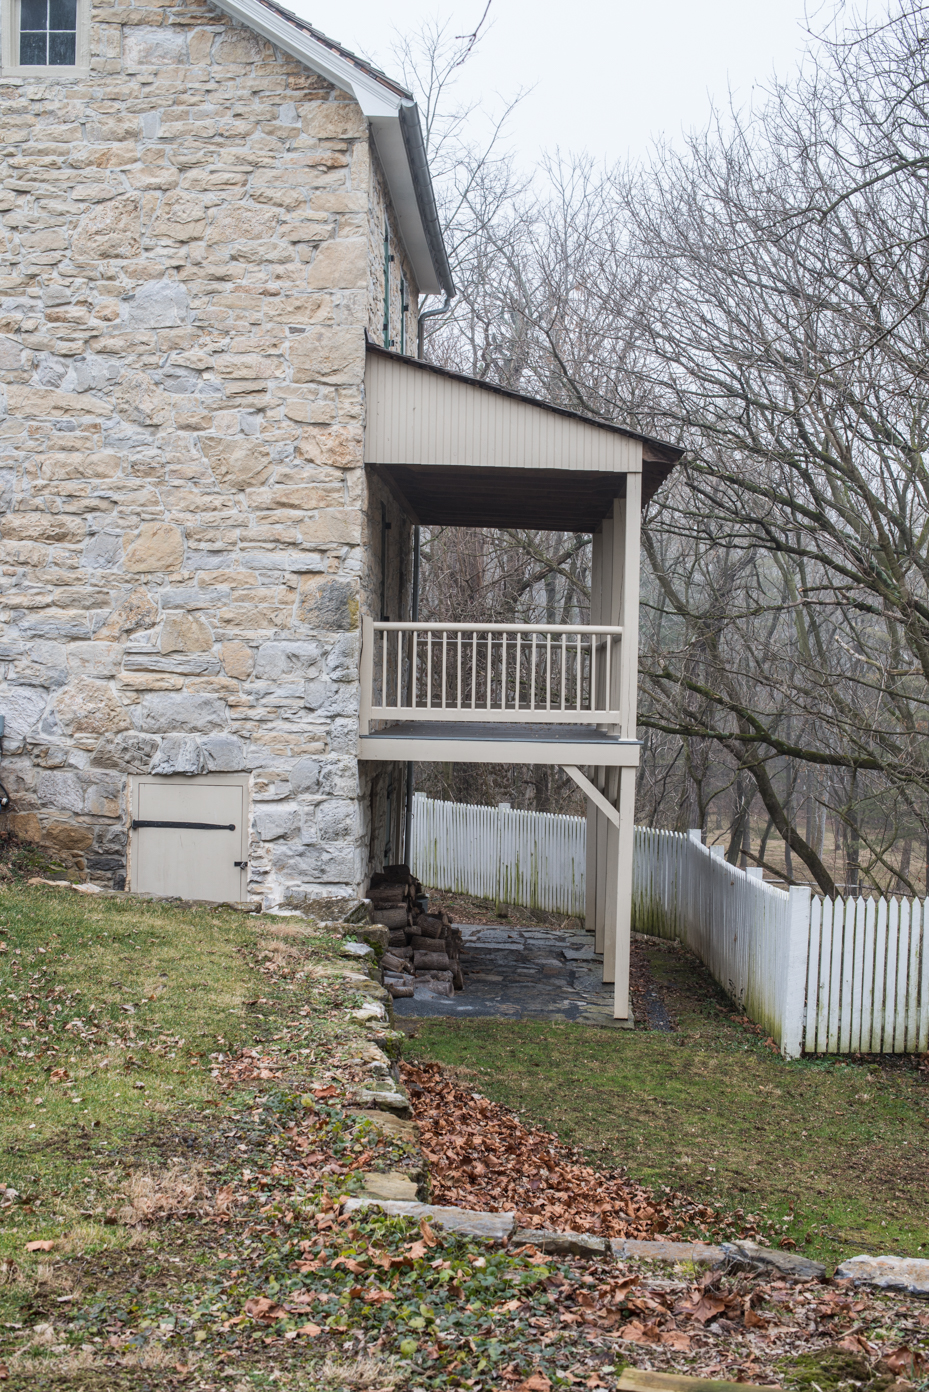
[48,30,75,63]
[19,30,47,64]
[21,0,47,29]
[48,0,75,30]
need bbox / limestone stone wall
[0,0,420,906]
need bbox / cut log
[371,907,410,929]
[384,980,414,999]
[414,914,446,939]
[388,943,413,959]
[383,863,413,883]
[388,929,408,948]
[408,933,451,953]
[414,950,451,972]
[413,978,453,998]
[382,952,413,975]
[369,884,408,906]
[414,968,453,982]
[452,965,464,991]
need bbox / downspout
[416,295,453,360]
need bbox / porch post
[584,793,598,937]
[601,498,625,984]
[613,475,641,1018]
[587,526,605,950]
[602,765,619,982]
[613,765,636,1018]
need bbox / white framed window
[2,0,90,77]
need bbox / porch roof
[364,343,684,530]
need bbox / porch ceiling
[370,462,633,530]
[364,343,683,530]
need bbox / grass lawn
[0,882,437,1388]
[406,937,929,1268]
[1,884,927,1392]
[0,886,260,1241]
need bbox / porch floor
[391,921,633,1028]
[358,721,640,766]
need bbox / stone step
[836,1253,929,1295]
[613,1237,723,1265]
[619,1371,778,1392]
[342,1197,514,1242]
[341,1199,731,1267]
[360,1170,419,1201]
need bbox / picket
[807,896,822,1053]
[919,899,929,1053]
[409,795,929,1056]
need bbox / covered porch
[360,341,684,1019]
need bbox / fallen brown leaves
[488,1261,929,1386]
[403,1060,757,1241]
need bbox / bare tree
[405,3,929,891]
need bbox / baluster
[442,630,448,708]
[486,630,492,708]
[397,628,402,708]
[412,629,418,709]
[457,632,462,711]
[576,632,581,710]
[395,629,401,709]
[560,634,567,711]
[501,631,506,711]
[471,630,478,709]
[380,628,387,711]
[426,630,433,709]
[605,631,612,717]
[516,632,522,711]
[546,633,552,709]
[590,631,597,712]
[531,633,537,710]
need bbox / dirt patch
[423,885,584,931]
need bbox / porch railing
[359,617,625,727]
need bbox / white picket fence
[632,827,807,1049]
[410,796,929,1057]
[633,828,929,1057]
[410,792,585,916]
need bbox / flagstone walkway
[391,921,629,1029]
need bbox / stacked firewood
[368,864,464,1000]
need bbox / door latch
[133,819,235,831]
[234,860,248,869]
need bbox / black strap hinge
[132,820,236,831]
[234,860,248,869]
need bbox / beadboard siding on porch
[364,348,644,474]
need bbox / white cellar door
[131,777,247,902]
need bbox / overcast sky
[285,0,865,168]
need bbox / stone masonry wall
[0,0,420,906]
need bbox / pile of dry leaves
[403,1060,764,1243]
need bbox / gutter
[398,105,456,301]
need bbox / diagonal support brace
[560,765,620,827]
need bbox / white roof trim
[208,0,448,295]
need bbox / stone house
[0,0,453,910]
[0,0,683,1019]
